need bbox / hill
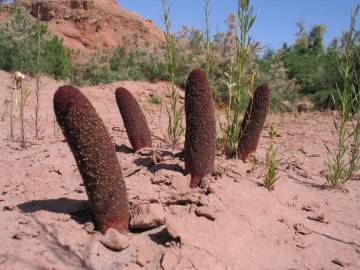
[17,0,164,53]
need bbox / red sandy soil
[0,70,359,270]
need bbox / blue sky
[118,0,358,50]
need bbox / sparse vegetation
[0,5,72,79]
[220,0,259,157]
[264,123,279,190]
[325,5,360,188]
[161,0,184,145]
[148,95,162,105]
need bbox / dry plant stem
[33,12,42,140]
[161,0,184,146]
[204,0,211,80]
[9,88,14,140]
[19,84,26,147]
[33,75,42,139]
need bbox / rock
[151,177,171,185]
[161,250,179,270]
[136,246,156,266]
[195,206,216,221]
[293,223,312,235]
[55,213,72,222]
[3,205,15,211]
[129,204,165,230]
[100,228,129,251]
[12,228,40,240]
[301,205,314,212]
[30,2,55,21]
[74,186,84,193]
[307,214,329,224]
[84,222,96,234]
[331,258,349,267]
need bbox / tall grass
[161,0,184,145]
[222,0,259,156]
[325,4,359,188]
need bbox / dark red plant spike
[54,85,129,234]
[115,87,152,152]
[184,69,216,188]
[237,84,271,161]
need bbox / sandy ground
[0,70,359,270]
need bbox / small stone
[84,222,96,234]
[100,228,129,251]
[293,223,312,235]
[301,205,314,212]
[3,205,15,211]
[195,206,216,221]
[331,258,349,267]
[56,213,72,222]
[307,214,329,224]
[129,204,165,230]
[161,250,179,270]
[151,177,171,185]
[12,229,39,240]
[74,186,84,193]
[18,219,30,225]
[12,234,22,240]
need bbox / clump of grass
[148,95,162,105]
[325,4,359,188]
[264,123,279,190]
[221,0,260,157]
[249,152,257,172]
[161,0,184,146]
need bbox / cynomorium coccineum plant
[184,69,216,188]
[237,84,270,161]
[54,85,129,234]
[115,87,152,151]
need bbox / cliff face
[20,0,164,52]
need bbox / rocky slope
[18,0,164,52]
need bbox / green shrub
[148,95,162,105]
[0,5,72,79]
